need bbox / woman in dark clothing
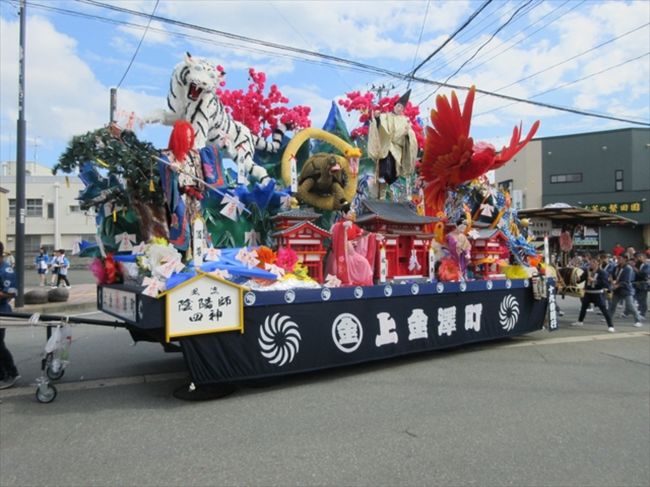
[572,257,615,332]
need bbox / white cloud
[0,16,106,140]
[0,15,165,165]
[158,0,472,62]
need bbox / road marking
[0,371,188,399]
[504,330,649,348]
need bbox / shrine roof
[356,200,438,225]
[271,208,321,221]
[470,228,507,240]
[270,220,331,238]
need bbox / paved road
[24,269,96,288]
[1,301,648,487]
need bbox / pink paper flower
[276,247,298,272]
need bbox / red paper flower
[338,91,424,149]
[216,67,311,137]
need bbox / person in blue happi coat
[0,241,20,390]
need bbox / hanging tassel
[149,179,155,192]
[112,208,117,222]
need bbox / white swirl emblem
[258,313,301,366]
[499,294,520,331]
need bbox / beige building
[0,186,8,244]
[0,161,97,253]
[494,139,543,210]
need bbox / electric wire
[476,52,650,119]
[4,0,647,126]
[115,0,159,89]
[407,0,431,89]
[484,22,650,98]
[408,0,493,79]
[412,0,533,81]
[13,0,389,78]
[419,0,536,106]
[456,0,583,77]
[267,1,354,90]
[390,0,523,98]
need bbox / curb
[14,301,98,316]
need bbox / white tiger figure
[146,53,286,185]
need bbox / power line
[476,52,650,119]
[408,0,493,79]
[16,0,386,78]
[407,0,430,89]
[267,1,354,90]
[116,0,159,88]
[457,0,582,78]
[411,0,530,81]
[485,22,650,98]
[418,0,536,106]
[9,0,648,126]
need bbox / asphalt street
[23,268,96,288]
[0,298,649,487]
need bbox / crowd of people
[568,247,649,333]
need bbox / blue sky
[1,0,648,168]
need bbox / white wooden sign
[163,273,245,342]
[101,287,137,321]
[529,217,553,238]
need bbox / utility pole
[14,0,26,307]
[110,88,117,123]
[369,83,395,100]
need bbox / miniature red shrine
[355,200,437,280]
[468,228,510,279]
[271,209,331,283]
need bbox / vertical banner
[428,241,436,281]
[547,280,559,331]
[290,155,298,193]
[379,245,387,283]
[543,234,558,331]
[192,216,206,266]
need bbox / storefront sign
[529,218,553,238]
[163,273,244,341]
[582,202,643,214]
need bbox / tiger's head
[175,52,225,102]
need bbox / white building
[0,161,97,253]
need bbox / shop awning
[518,203,638,227]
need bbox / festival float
[52,53,552,397]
